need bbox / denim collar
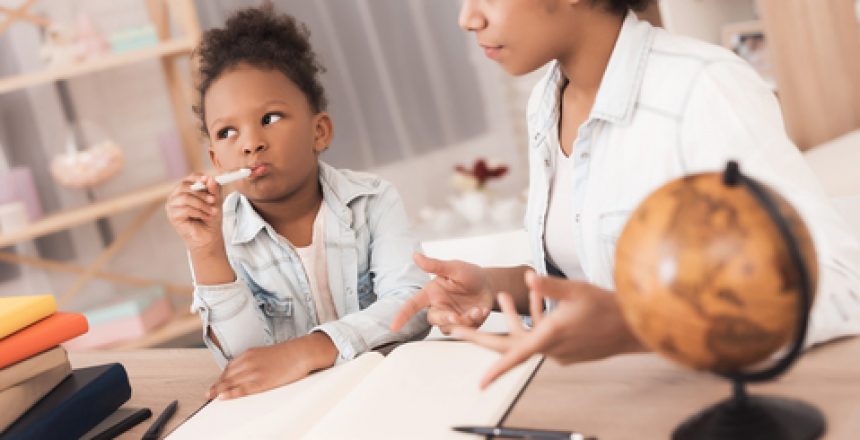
[230,161,382,245]
[530,12,655,144]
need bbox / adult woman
[392,0,860,387]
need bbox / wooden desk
[70,337,860,439]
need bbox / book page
[303,340,542,440]
[167,351,384,439]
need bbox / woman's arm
[680,60,860,345]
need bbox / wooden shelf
[0,38,194,95]
[110,311,201,349]
[0,180,176,247]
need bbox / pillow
[832,195,860,242]
[804,129,860,197]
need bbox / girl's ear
[312,112,334,154]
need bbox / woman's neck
[556,11,624,97]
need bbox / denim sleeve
[189,255,267,368]
[311,184,430,364]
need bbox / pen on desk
[142,400,179,440]
[90,407,152,440]
[453,425,596,440]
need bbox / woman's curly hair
[597,0,654,15]
[193,3,327,136]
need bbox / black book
[0,363,131,440]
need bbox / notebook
[167,340,542,440]
[0,295,56,339]
[0,312,88,369]
[64,289,172,350]
[80,286,166,326]
[0,363,131,440]
[0,346,69,392]
[0,363,71,432]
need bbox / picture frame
[721,20,777,90]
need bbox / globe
[613,167,818,374]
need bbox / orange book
[0,313,88,369]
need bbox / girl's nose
[242,142,267,155]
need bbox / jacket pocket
[597,210,632,286]
[357,271,377,310]
[253,288,294,342]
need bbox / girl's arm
[313,182,433,362]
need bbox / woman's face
[203,63,331,203]
[459,0,578,75]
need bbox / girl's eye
[216,127,237,139]
[262,113,282,126]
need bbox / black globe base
[672,393,825,440]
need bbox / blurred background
[0,0,858,350]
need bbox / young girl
[165,5,429,400]
[392,0,860,387]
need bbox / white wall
[0,0,538,305]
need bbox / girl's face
[459,0,583,75]
[204,63,331,203]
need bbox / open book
[167,340,542,439]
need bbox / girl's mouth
[249,164,268,178]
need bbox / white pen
[189,168,252,191]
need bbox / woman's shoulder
[639,29,758,115]
[650,27,739,65]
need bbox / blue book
[0,363,131,440]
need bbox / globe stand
[673,379,825,439]
[671,162,826,440]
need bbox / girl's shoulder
[319,162,399,206]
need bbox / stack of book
[0,295,132,439]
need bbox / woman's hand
[390,253,495,334]
[452,272,646,388]
[207,332,338,400]
[165,174,223,252]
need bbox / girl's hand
[207,332,338,400]
[165,174,223,252]
[452,272,646,388]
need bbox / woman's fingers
[525,271,583,301]
[451,326,512,353]
[413,253,458,279]
[390,290,430,331]
[529,290,545,326]
[467,306,490,326]
[497,292,525,335]
[479,321,556,389]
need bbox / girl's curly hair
[193,3,327,136]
